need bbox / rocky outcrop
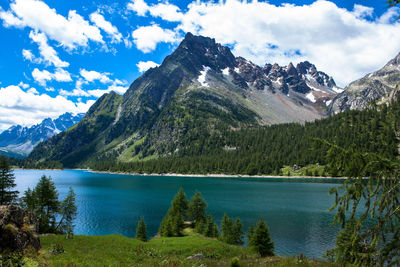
[329,52,400,114]
[0,205,40,253]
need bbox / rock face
[0,205,40,253]
[329,52,400,114]
[28,33,339,168]
[0,112,85,158]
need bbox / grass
[32,231,338,267]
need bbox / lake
[13,169,344,258]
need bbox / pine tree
[136,217,147,242]
[159,188,189,237]
[232,218,244,245]
[56,187,77,234]
[0,155,18,205]
[205,214,218,238]
[220,213,234,244]
[32,175,60,233]
[248,219,274,257]
[189,190,207,226]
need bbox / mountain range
[0,113,84,158]
[24,33,400,168]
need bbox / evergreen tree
[170,188,189,215]
[248,219,274,257]
[189,190,207,226]
[136,217,147,242]
[232,218,244,245]
[0,155,18,205]
[34,175,60,233]
[220,213,234,244]
[321,140,400,265]
[56,187,77,234]
[159,188,189,237]
[205,214,219,238]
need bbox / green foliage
[21,176,77,234]
[248,219,274,257]
[0,155,18,205]
[92,98,400,176]
[188,190,207,226]
[159,188,189,237]
[56,187,78,234]
[229,257,242,267]
[136,217,147,242]
[220,214,244,245]
[321,140,400,266]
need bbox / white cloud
[127,0,183,22]
[353,4,374,19]
[29,30,69,67]
[132,24,180,53]
[136,60,159,72]
[27,87,39,94]
[18,81,30,89]
[0,0,103,49]
[127,0,149,16]
[88,84,128,97]
[79,69,112,84]
[60,88,90,97]
[90,12,122,43]
[22,49,35,61]
[130,0,400,87]
[0,84,94,130]
[32,68,72,86]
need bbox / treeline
[92,97,400,176]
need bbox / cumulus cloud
[90,12,122,43]
[127,0,183,21]
[29,30,69,67]
[32,68,72,86]
[132,24,180,53]
[87,84,128,97]
[79,69,112,84]
[22,49,35,61]
[0,84,94,130]
[0,0,103,49]
[127,0,149,16]
[136,61,159,72]
[131,0,400,87]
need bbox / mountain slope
[329,52,400,114]
[0,112,84,157]
[27,33,339,168]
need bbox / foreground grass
[35,232,337,267]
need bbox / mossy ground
[18,230,338,267]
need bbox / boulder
[0,205,40,253]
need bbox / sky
[0,0,399,131]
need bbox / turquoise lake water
[13,169,344,258]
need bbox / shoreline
[87,169,347,180]
[13,167,347,179]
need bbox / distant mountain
[0,112,85,157]
[329,53,400,114]
[27,33,339,168]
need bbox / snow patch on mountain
[198,66,211,87]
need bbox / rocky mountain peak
[328,51,400,114]
[169,32,236,73]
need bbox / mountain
[27,33,339,168]
[329,52,400,114]
[0,112,85,157]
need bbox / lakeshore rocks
[0,205,40,253]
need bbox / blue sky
[0,0,399,131]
